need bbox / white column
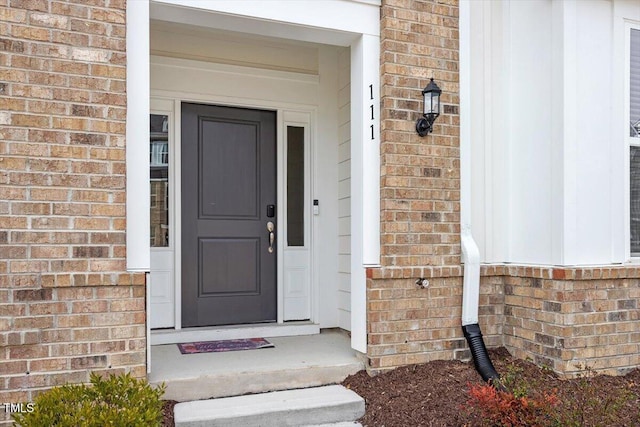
[126,0,150,272]
[350,34,380,353]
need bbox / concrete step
[174,385,365,427]
[161,362,363,402]
[151,331,364,401]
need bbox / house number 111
[369,84,375,141]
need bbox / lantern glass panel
[431,93,440,115]
[422,92,429,115]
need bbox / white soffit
[150,0,380,46]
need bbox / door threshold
[150,321,320,345]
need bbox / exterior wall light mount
[416,78,441,137]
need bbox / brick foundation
[366,268,504,372]
[496,266,640,377]
[366,265,640,378]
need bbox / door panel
[199,238,259,295]
[182,103,276,327]
[199,120,259,219]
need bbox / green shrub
[13,372,165,427]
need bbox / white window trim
[626,21,640,261]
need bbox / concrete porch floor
[149,329,365,402]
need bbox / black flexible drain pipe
[462,323,500,384]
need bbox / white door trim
[281,112,313,322]
[149,58,318,336]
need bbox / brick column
[366,0,496,371]
[0,1,146,421]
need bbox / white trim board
[151,56,320,108]
[126,0,150,271]
[152,56,320,84]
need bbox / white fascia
[150,0,380,46]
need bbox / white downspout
[461,229,480,326]
[459,0,480,327]
[459,0,500,384]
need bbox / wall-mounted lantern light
[416,78,441,137]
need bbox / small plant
[557,364,635,427]
[467,383,559,427]
[494,364,530,398]
[13,372,165,427]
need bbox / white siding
[316,46,341,328]
[337,48,352,331]
[467,0,639,266]
[570,0,615,264]
[507,0,555,264]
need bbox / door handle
[267,221,275,253]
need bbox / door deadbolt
[267,204,275,218]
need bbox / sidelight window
[287,126,305,247]
[150,114,169,247]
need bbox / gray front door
[181,103,277,327]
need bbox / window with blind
[629,28,640,255]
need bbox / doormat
[177,338,274,354]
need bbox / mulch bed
[162,400,177,427]
[162,348,640,426]
[342,348,640,427]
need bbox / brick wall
[0,1,145,423]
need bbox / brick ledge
[366,264,640,280]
